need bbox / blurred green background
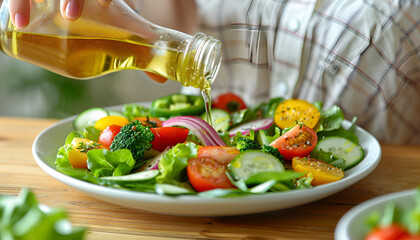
[0,54,182,119]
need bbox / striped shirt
[182,0,420,145]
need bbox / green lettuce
[156,142,198,186]
[0,188,86,240]
[87,149,136,177]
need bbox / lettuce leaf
[156,142,198,186]
[316,105,344,132]
[122,104,150,121]
[87,149,136,177]
[0,188,86,240]
[317,117,359,143]
[65,126,100,144]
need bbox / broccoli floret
[261,145,283,161]
[109,120,155,163]
[236,137,260,151]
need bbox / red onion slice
[162,116,226,146]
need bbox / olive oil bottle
[0,0,222,92]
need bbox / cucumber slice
[73,107,108,130]
[99,169,159,182]
[229,150,285,181]
[155,184,194,195]
[201,108,230,132]
[315,136,364,170]
[107,110,125,117]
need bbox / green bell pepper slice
[150,94,205,118]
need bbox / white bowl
[335,189,417,240]
[32,106,382,216]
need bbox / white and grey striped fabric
[183,0,420,144]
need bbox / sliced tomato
[213,92,247,113]
[292,157,344,185]
[274,99,320,129]
[365,224,409,240]
[150,127,189,152]
[400,234,420,240]
[98,125,122,148]
[270,124,317,160]
[133,116,163,127]
[187,157,236,192]
[197,146,240,165]
[69,138,106,168]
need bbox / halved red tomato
[270,124,317,160]
[213,92,247,113]
[187,157,236,192]
[365,224,409,240]
[98,125,122,148]
[150,127,189,152]
[197,146,240,165]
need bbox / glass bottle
[0,0,222,91]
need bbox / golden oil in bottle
[0,0,222,92]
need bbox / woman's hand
[9,0,168,83]
[9,0,111,28]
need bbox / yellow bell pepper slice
[94,116,129,131]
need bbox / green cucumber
[73,107,108,130]
[107,110,125,117]
[155,184,194,195]
[315,136,364,170]
[99,169,159,182]
[201,108,230,132]
[229,150,285,181]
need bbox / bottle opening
[177,32,222,91]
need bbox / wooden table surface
[0,116,419,240]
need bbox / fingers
[10,0,110,28]
[9,0,31,28]
[60,0,85,21]
[145,72,168,84]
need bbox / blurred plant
[4,67,93,118]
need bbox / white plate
[32,106,382,216]
[335,189,417,240]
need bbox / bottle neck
[177,32,222,92]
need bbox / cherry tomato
[69,138,106,168]
[133,116,163,127]
[150,127,189,152]
[197,146,240,165]
[213,92,247,113]
[365,224,409,240]
[270,124,317,160]
[400,234,420,240]
[98,125,122,148]
[292,157,344,185]
[187,157,236,192]
[274,99,320,129]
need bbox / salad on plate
[54,92,365,198]
[364,187,420,240]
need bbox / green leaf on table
[0,188,86,240]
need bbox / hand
[9,0,111,28]
[9,0,168,84]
